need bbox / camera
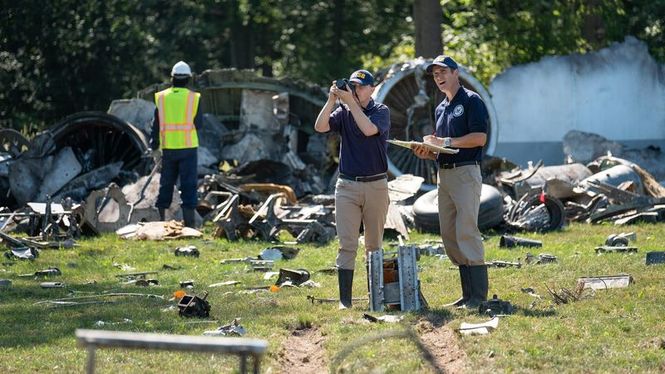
[336,78,349,91]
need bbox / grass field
[1,222,664,373]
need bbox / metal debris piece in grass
[174,245,200,257]
[577,274,633,290]
[545,284,590,304]
[595,245,638,254]
[34,292,165,307]
[177,291,211,318]
[459,316,499,336]
[646,251,665,265]
[203,318,246,336]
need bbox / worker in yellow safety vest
[150,61,201,228]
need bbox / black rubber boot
[464,265,489,309]
[158,208,166,221]
[338,269,354,310]
[182,208,196,228]
[446,265,471,307]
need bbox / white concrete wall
[489,37,665,165]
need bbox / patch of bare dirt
[277,326,327,374]
[416,314,468,373]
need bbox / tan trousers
[335,178,390,270]
[438,165,485,266]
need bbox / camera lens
[336,79,348,91]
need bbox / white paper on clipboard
[387,139,459,154]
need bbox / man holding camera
[411,55,489,309]
[314,70,391,309]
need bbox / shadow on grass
[0,282,171,348]
[414,308,454,327]
[415,305,555,321]
[513,304,557,318]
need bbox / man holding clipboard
[411,55,490,309]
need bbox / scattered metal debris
[458,317,499,336]
[545,284,587,305]
[177,291,211,318]
[0,231,38,254]
[248,193,335,244]
[501,163,592,200]
[219,257,254,265]
[211,194,252,241]
[209,281,241,288]
[174,245,200,257]
[486,260,522,268]
[203,318,246,336]
[525,253,557,265]
[19,267,62,278]
[115,271,159,282]
[415,242,445,256]
[259,245,300,261]
[505,190,566,232]
[384,203,411,240]
[248,260,274,272]
[577,275,633,290]
[368,245,426,312]
[596,232,639,253]
[499,235,542,248]
[388,174,424,204]
[179,280,195,288]
[605,232,636,246]
[4,246,39,260]
[40,282,65,288]
[4,112,150,215]
[275,268,311,287]
[94,318,133,327]
[646,251,665,265]
[219,256,276,271]
[595,246,638,254]
[306,295,367,304]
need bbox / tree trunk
[331,0,345,60]
[229,0,255,69]
[414,0,443,58]
[582,0,605,48]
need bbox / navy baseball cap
[349,70,374,86]
[425,55,459,73]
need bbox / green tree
[438,0,665,84]
[1,0,663,133]
[0,0,212,131]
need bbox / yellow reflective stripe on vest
[154,88,200,149]
[183,91,195,147]
[157,94,167,147]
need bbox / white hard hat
[171,61,192,77]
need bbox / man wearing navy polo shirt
[412,55,489,309]
[314,69,390,309]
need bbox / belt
[339,172,387,182]
[440,160,480,169]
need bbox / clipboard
[387,139,459,154]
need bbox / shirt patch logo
[453,104,464,117]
